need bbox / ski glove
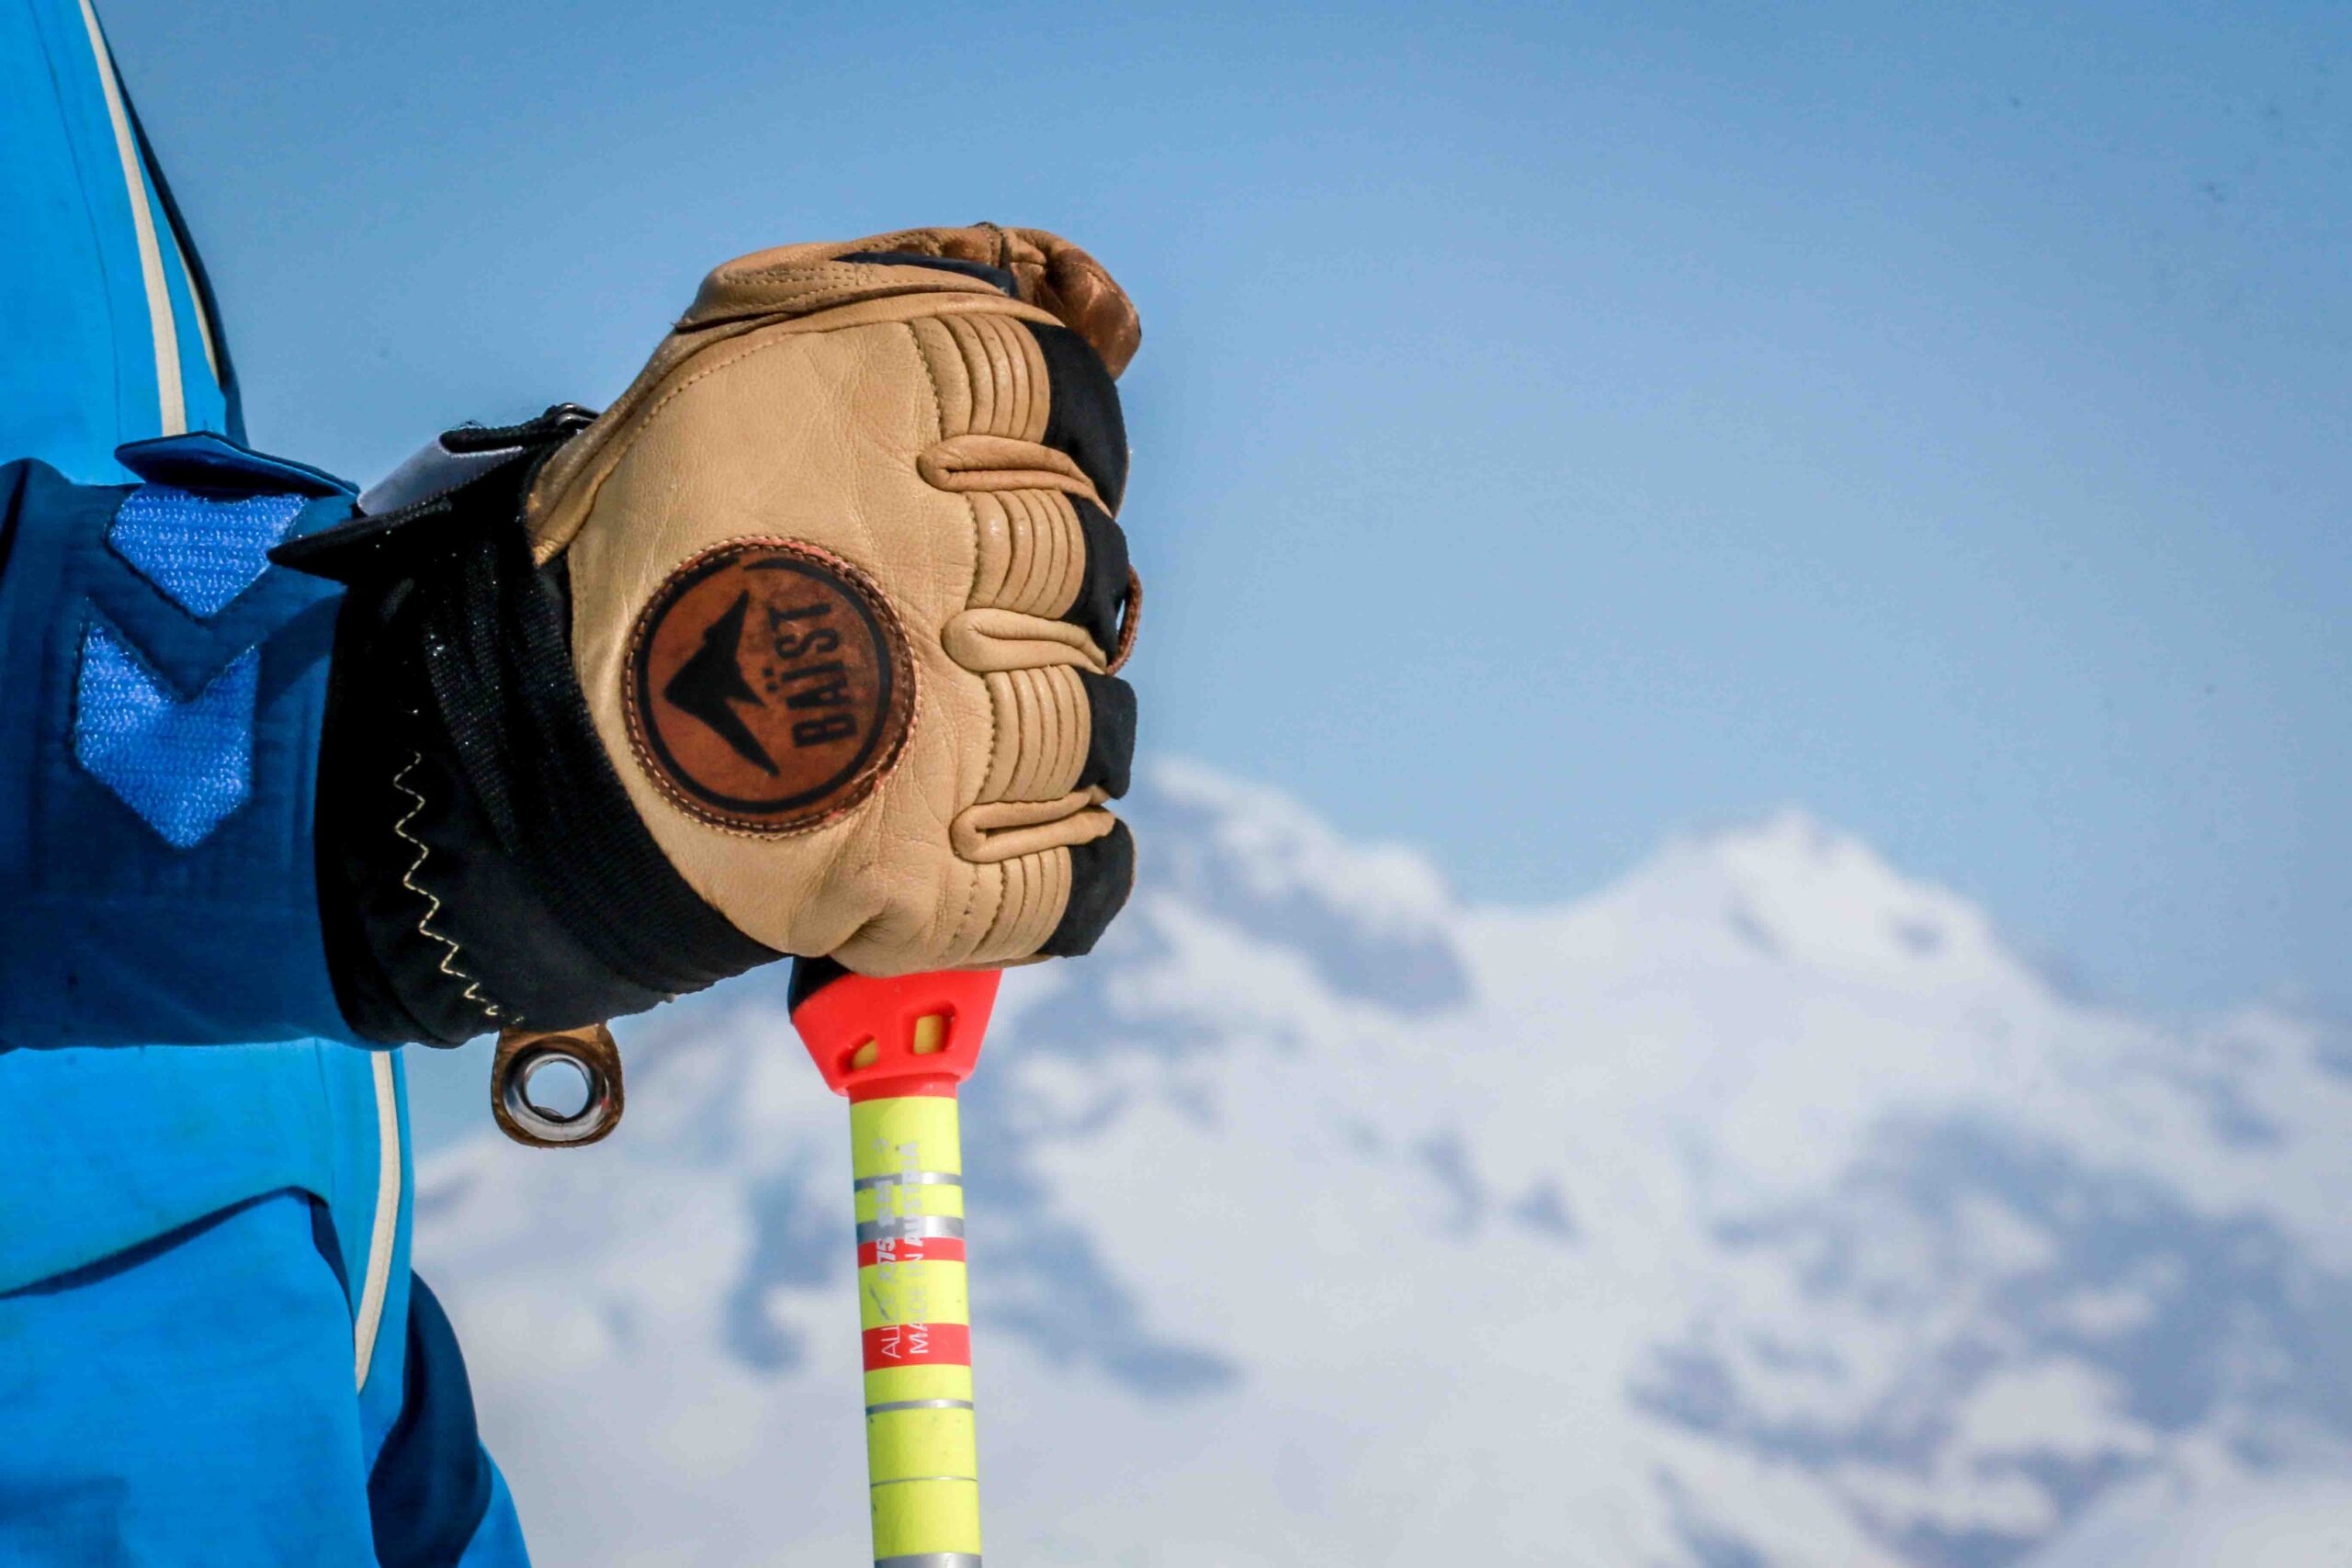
[280,226,1143,1046]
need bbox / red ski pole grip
[787,958,1001,1101]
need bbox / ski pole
[791,959,1000,1568]
[488,962,1002,1562]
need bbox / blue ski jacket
[0,0,529,1560]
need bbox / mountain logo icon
[662,591,777,776]
[626,539,915,832]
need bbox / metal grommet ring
[491,1023,625,1148]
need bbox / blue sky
[103,0,2348,1016]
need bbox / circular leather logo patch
[626,539,914,832]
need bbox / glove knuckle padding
[531,234,1139,975]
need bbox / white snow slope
[414,760,2352,1567]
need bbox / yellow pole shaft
[850,1090,981,1568]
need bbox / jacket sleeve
[0,435,368,1049]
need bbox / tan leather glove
[281,227,1142,1044]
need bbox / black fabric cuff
[283,410,779,1045]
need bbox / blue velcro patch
[73,619,259,849]
[107,485,309,618]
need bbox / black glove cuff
[277,408,779,1045]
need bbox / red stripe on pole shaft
[861,1322,971,1371]
[858,1237,967,1269]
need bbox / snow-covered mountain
[411,760,2352,1566]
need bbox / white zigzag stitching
[392,751,503,1021]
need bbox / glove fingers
[920,304,1138,813]
[861,225,1141,378]
[962,489,1131,650]
[1029,322,1129,512]
[963,661,1135,806]
[909,309,1128,504]
[1041,818,1135,957]
[911,293,1137,967]
[1075,671,1136,799]
[1067,497,1131,655]
[939,807,1133,962]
